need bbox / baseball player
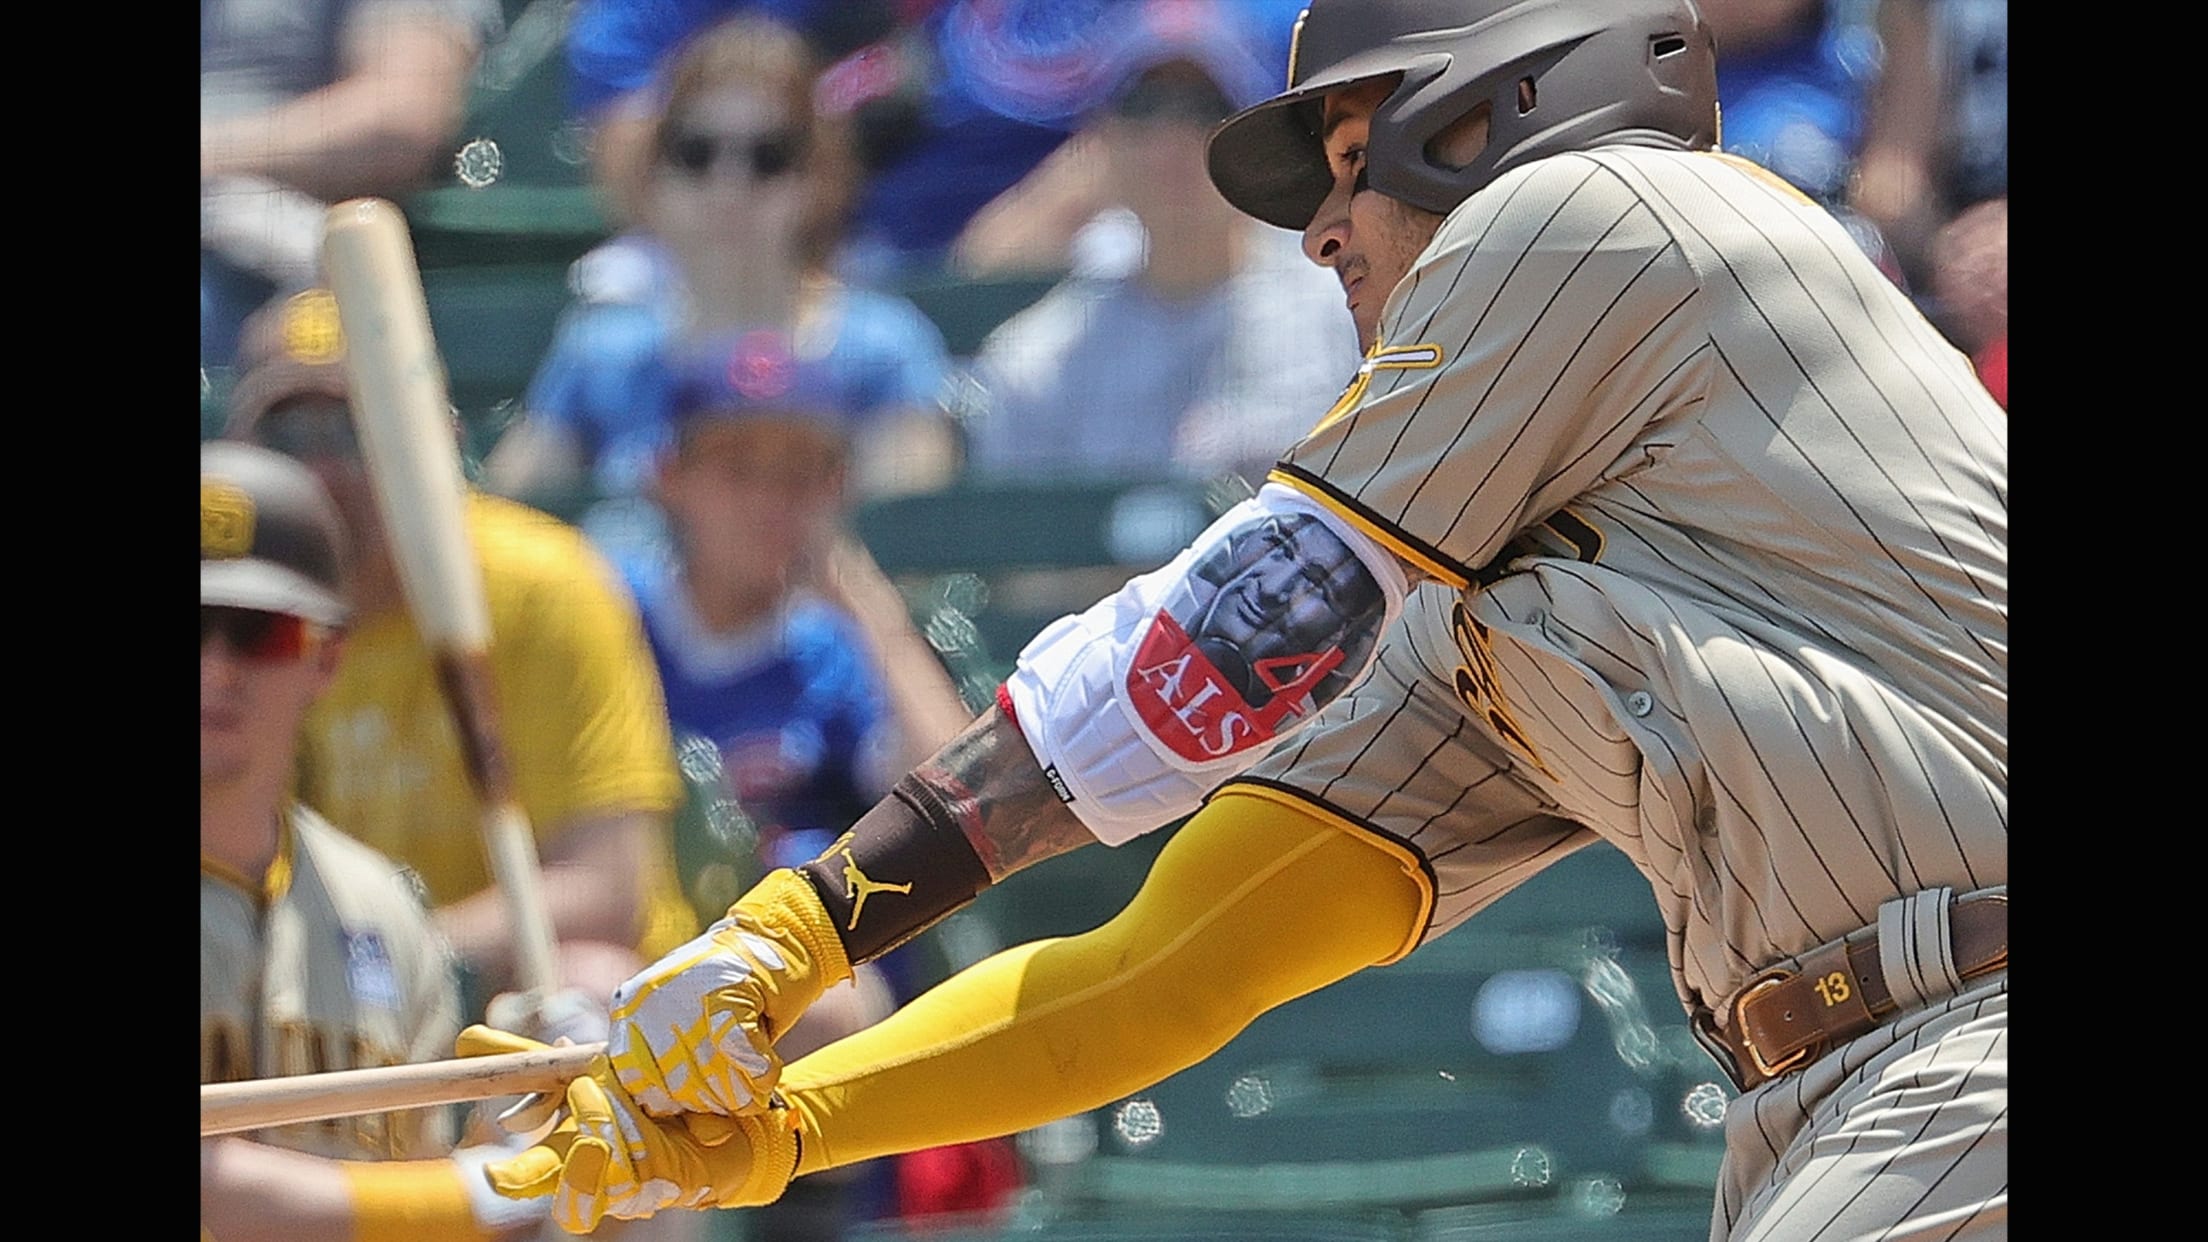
[458,2,2007,1238]
[201,441,550,1241]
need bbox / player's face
[659,416,846,595]
[1302,80,1449,351]
[201,607,336,785]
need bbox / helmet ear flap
[1424,100,1495,175]
[1366,42,1575,218]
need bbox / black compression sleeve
[795,772,996,965]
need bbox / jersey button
[1625,690,1654,717]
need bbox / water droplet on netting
[707,798,757,850]
[1112,1098,1163,1149]
[454,138,505,188]
[676,735,724,784]
[1612,1021,1662,1072]
[1224,1076,1273,1118]
[933,573,989,616]
[1580,955,1639,1012]
[1019,1116,1098,1166]
[1571,1177,1627,1217]
[552,121,593,167]
[1608,1087,1654,1136]
[1508,1146,1553,1187]
[1576,925,1622,960]
[1683,1081,1730,1129]
[924,607,984,658]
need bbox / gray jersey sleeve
[1271,153,1707,588]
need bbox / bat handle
[483,800,565,1000]
[200,1041,607,1137]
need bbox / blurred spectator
[956,0,1363,491]
[201,0,502,370]
[1849,0,2008,294]
[221,288,698,1036]
[483,12,961,574]
[1702,1,1873,205]
[200,440,549,1242]
[1699,0,1910,285]
[637,331,1021,1232]
[1930,195,2006,410]
[560,0,1307,279]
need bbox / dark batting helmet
[1207,0,1719,231]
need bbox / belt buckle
[1734,971,1814,1081]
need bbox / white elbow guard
[1005,483,1407,845]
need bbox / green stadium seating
[849,476,1228,687]
[848,1209,1413,1242]
[888,270,1062,358]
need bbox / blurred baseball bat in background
[321,197,564,1000]
[201,1041,606,1137]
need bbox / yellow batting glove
[605,868,850,1117]
[458,1025,801,1235]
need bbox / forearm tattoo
[795,706,1095,964]
[914,707,1098,883]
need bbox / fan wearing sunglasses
[202,441,559,1242]
[959,6,1364,492]
[483,13,962,574]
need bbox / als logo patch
[344,930,401,1011]
[1127,511,1384,763]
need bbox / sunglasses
[202,606,326,662]
[658,127,808,181]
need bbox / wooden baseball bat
[201,1042,606,1137]
[320,198,564,999]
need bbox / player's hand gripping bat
[320,198,564,1001]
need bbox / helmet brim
[202,559,349,628]
[1206,54,1412,231]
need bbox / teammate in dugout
[452,1,2007,1237]
[201,442,550,1241]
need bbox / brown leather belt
[1696,892,2008,1092]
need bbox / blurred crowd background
[201,2,2006,1239]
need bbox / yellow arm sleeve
[781,787,1432,1175]
[340,1159,494,1242]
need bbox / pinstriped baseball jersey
[201,803,464,1160]
[1242,144,2007,1024]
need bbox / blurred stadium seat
[848,1209,1414,1242]
[850,476,1225,698]
[967,845,1726,1238]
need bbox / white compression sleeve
[1004,482,1408,844]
